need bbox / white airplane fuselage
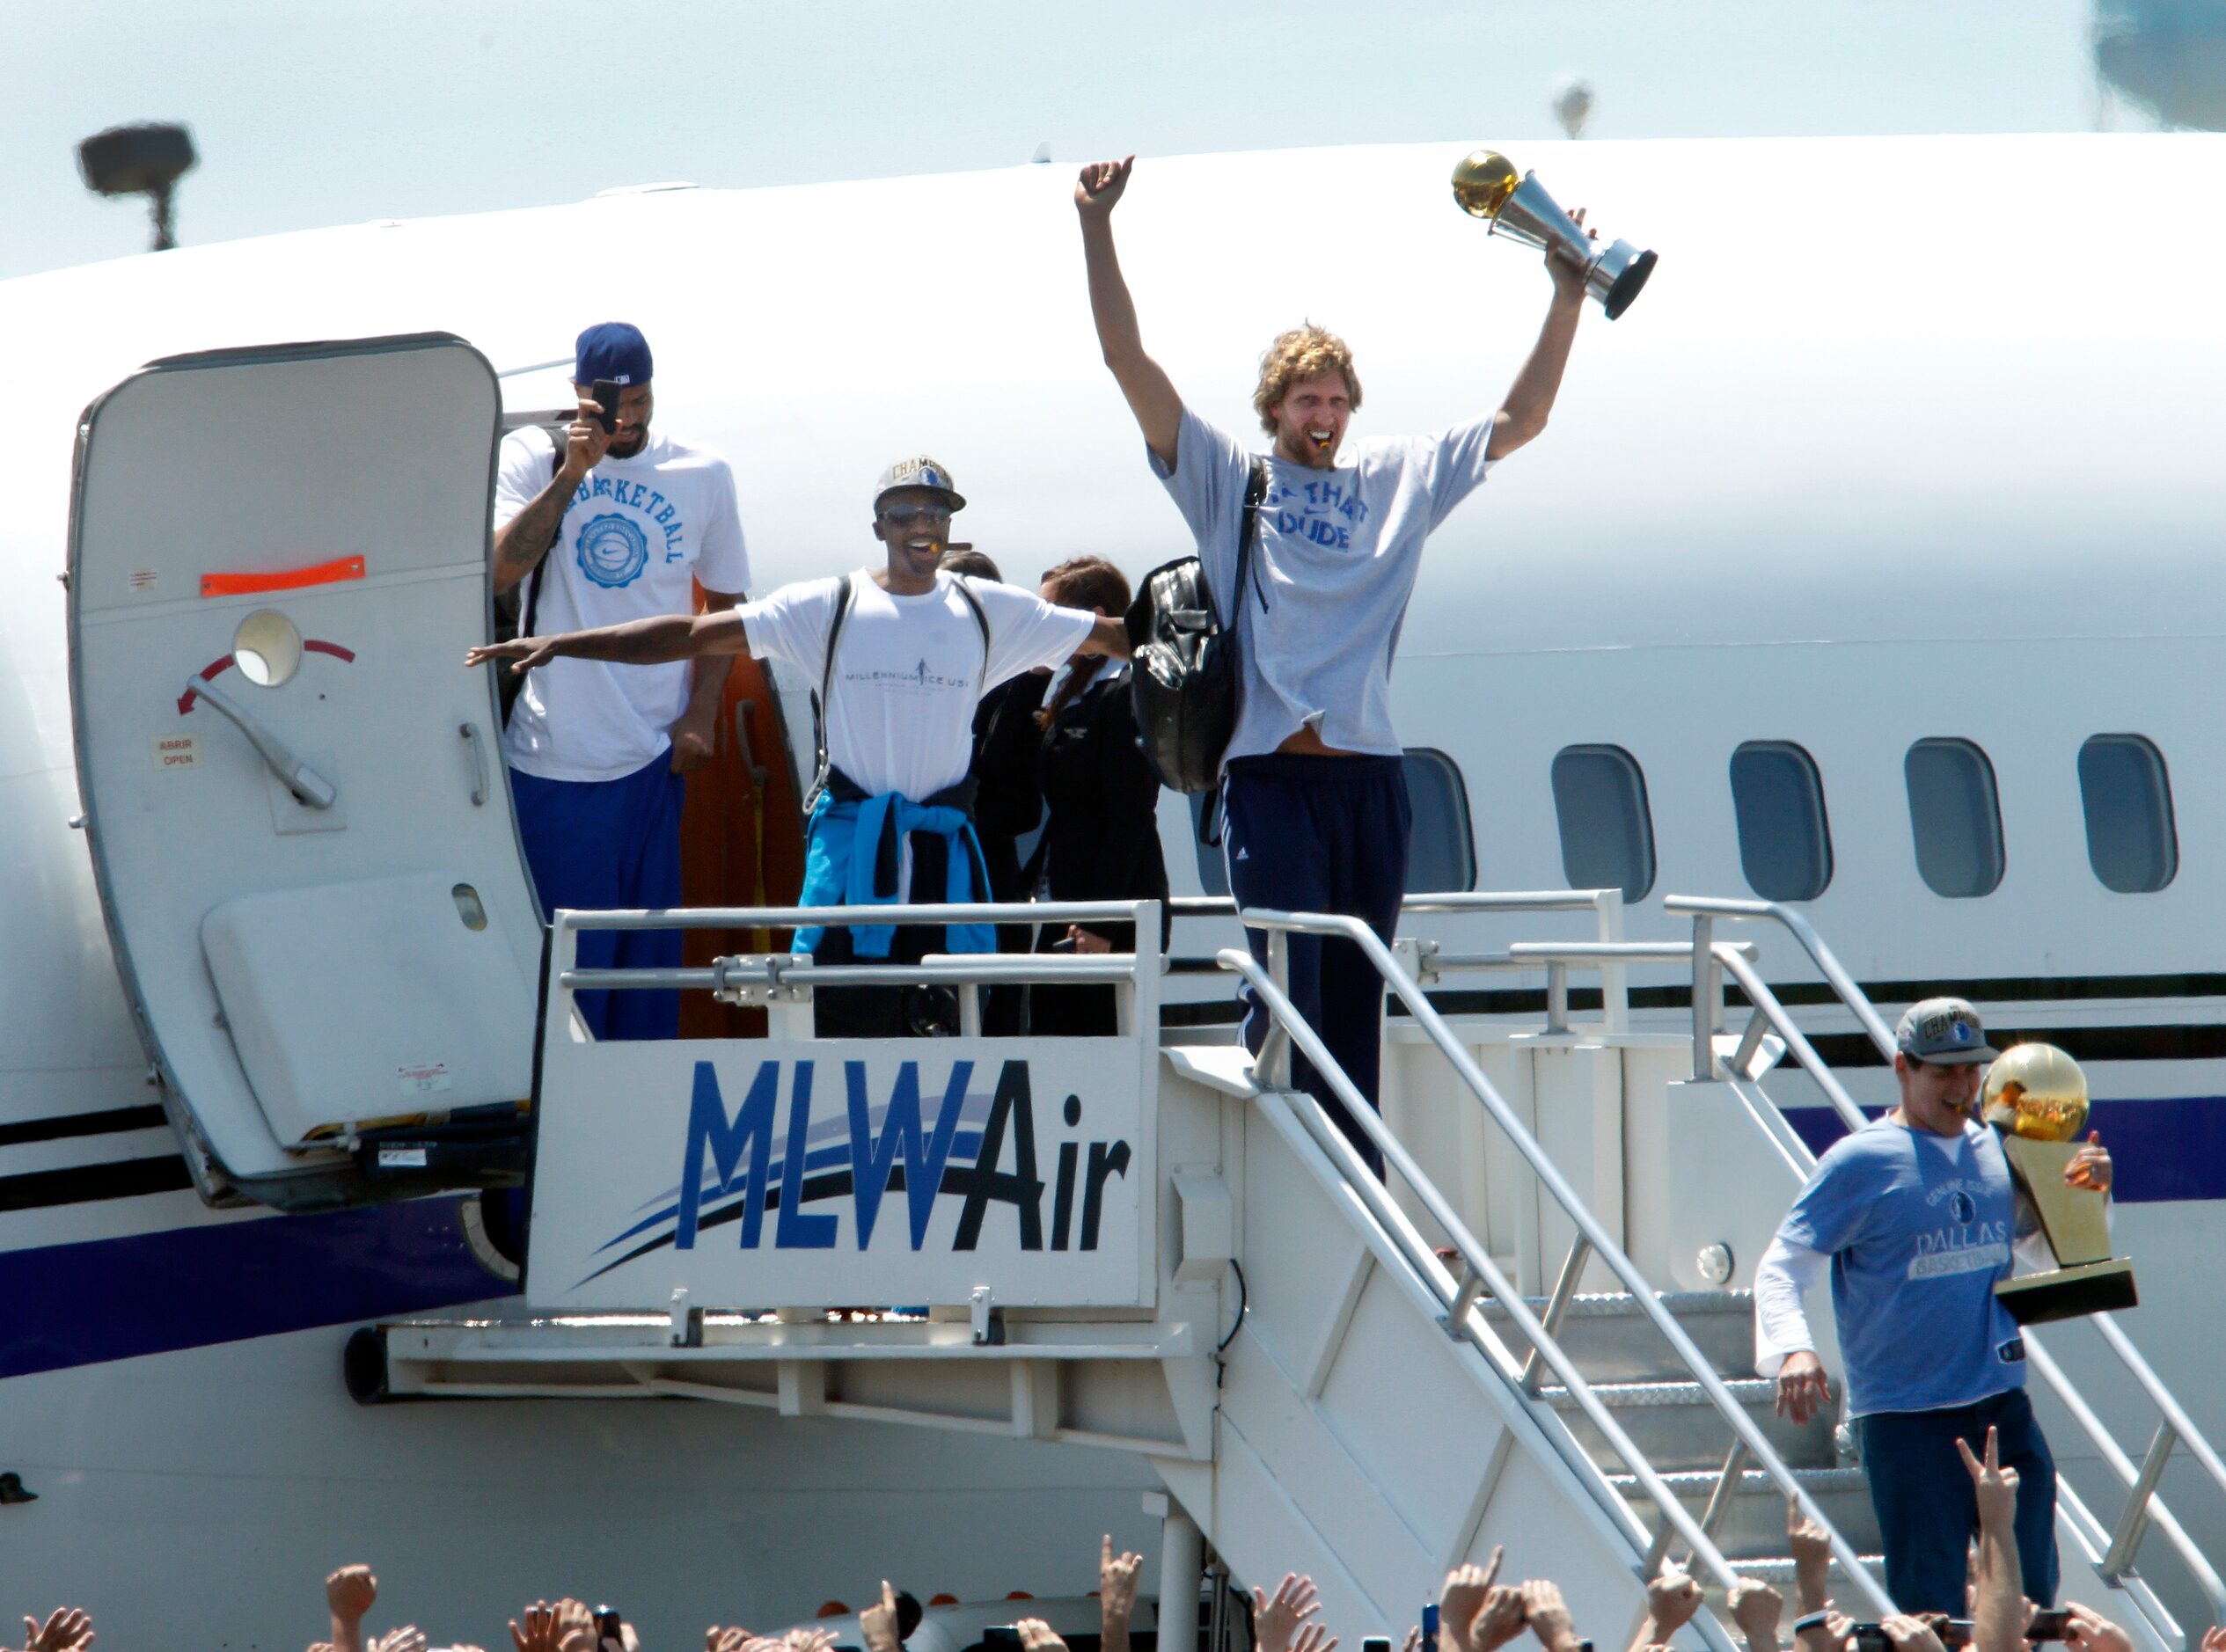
[3,134,2224,1643]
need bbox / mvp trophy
[1451,150,1658,318]
[1985,1042,2139,1325]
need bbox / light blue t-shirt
[1776,1115,2028,1418]
[1149,406,1495,764]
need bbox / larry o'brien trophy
[1984,1042,2138,1325]
[1451,150,1658,318]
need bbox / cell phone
[595,1606,624,1652]
[1423,1605,1440,1648]
[1936,1622,1975,1649]
[2026,1611,2075,1642]
[1850,1626,1892,1652]
[1362,1639,1392,1652]
[589,378,623,435]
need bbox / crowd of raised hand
[9,1437,2221,1652]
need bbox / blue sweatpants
[1855,1385,2059,1614]
[1223,753,1411,1177]
[509,752,685,1041]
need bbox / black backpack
[1124,457,1268,794]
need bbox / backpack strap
[807,572,859,808]
[949,572,993,686]
[1237,456,1270,616]
[523,443,561,636]
[498,442,562,727]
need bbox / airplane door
[68,333,544,1210]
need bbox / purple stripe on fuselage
[1781,1097,2226,1203]
[0,1197,511,1380]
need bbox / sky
[0,0,2155,281]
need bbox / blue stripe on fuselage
[0,1197,510,1380]
[1782,1096,2226,1203]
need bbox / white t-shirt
[737,570,1096,802]
[494,425,752,782]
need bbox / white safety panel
[529,1037,1157,1312]
[201,873,537,1146]
[69,333,542,1195]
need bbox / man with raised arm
[1073,153,1591,1172]
[471,457,1128,1037]
[489,322,751,1041]
[1755,998,2113,1614]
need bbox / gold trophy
[1451,150,1659,318]
[1985,1042,2138,1325]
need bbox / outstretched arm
[1076,157,1184,471]
[670,587,745,772]
[1075,613,1132,660]
[465,608,750,675]
[1485,223,1590,461]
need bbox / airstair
[355,895,2226,1651]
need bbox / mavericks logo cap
[575,321,654,386]
[1895,996,1998,1064]
[875,455,966,513]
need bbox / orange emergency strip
[200,554,365,598]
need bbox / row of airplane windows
[1190,735,2178,903]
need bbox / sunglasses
[881,503,954,528]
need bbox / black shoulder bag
[1124,456,1268,795]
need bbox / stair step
[1538,1378,1837,1473]
[1477,1290,1758,1384]
[1605,1466,1880,1561]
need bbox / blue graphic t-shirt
[1776,1115,2028,1417]
[1150,406,1496,764]
[494,427,752,782]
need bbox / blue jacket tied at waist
[795,786,996,958]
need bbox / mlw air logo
[676,1057,1131,1252]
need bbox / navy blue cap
[575,322,653,387]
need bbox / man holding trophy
[1072,150,1613,1172]
[1754,998,2120,1614]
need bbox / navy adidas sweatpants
[1222,753,1411,1176]
[509,753,685,1041]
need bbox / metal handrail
[1649,901,2226,1617]
[564,957,1143,991]
[1175,890,1626,919]
[1218,947,1752,1641]
[1660,896,1893,1054]
[1226,907,1895,1612]
[554,900,1153,932]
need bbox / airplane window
[1403,748,1477,894]
[1904,739,2004,898]
[1729,742,1833,902]
[2077,735,2177,894]
[1187,748,1475,898]
[1550,744,1656,901]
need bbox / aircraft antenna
[78,122,198,252]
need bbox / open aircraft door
[68,333,546,1210]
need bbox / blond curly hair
[1252,324,1363,435]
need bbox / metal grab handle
[458,721,489,807]
[186,674,335,808]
